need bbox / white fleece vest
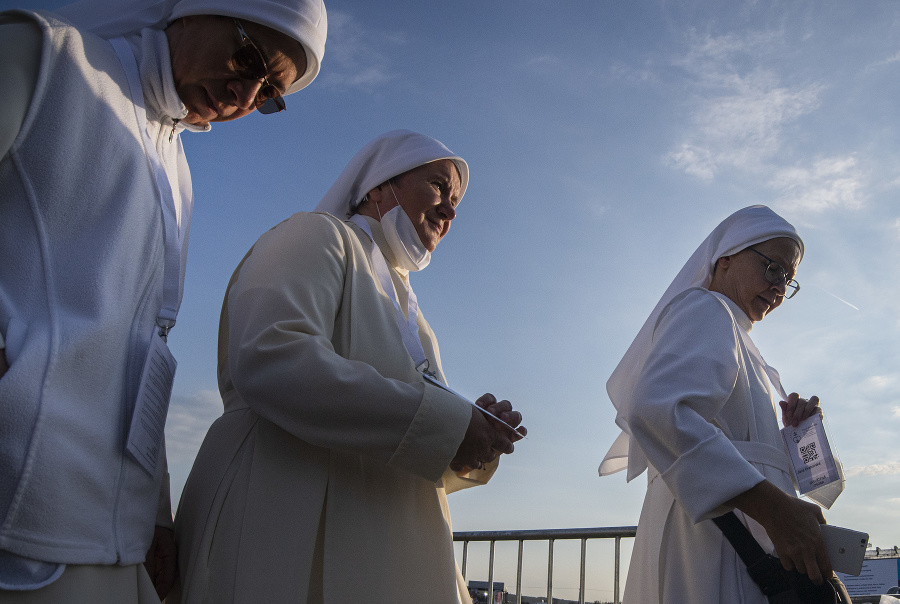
[0,11,192,565]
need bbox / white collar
[127,28,210,135]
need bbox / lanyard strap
[110,36,185,335]
[349,215,431,373]
[737,327,788,401]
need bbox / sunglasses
[232,19,286,114]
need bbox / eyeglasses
[747,247,800,299]
[232,19,286,114]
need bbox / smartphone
[821,524,868,576]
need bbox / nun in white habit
[173,130,526,604]
[599,205,836,603]
[0,0,325,602]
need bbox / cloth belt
[648,440,790,484]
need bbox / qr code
[800,442,818,464]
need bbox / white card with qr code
[781,413,840,495]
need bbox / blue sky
[12,0,900,599]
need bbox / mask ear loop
[387,181,402,218]
[361,192,384,220]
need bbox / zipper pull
[168,118,180,143]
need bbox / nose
[771,279,787,297]
[227,78,264,110]
[437,198,456,221]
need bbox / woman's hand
[727,480,832,584]
[476,393,527,443]
[450,393,526,472]
[779,392,820,428]
[143,525,177,599]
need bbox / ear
[365,184,387,205]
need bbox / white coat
[622,288,795,604]
[173,212,493,604]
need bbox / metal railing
[454,526,637,604]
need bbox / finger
[498,410,522,427]
[487,400,513,415]
[491,435,514,455]
[817,545,833,581]
[475,393,497,408]
[779,554,796,572]
[799,400,818,422]
[779,400,790,426]
[804,553,824,585]
[516,426,527,437]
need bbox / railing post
[462,540,468,581]
[578,537,587,604]
[453,526,636,603]
[547,538,554,604]
[488,540,495,604]
[614,535,621,604]
[516,539,523,604]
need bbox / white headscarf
[314,130,469,219]
[54,0,326,93]
[599,205,804,481]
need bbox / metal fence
[454,526,637,604]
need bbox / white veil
[54,0,327,93]
[599,205,804,481]
[314,130,469,218]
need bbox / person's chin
[210,108,251,123]
[181,102,214,127]
[751,299,772,321]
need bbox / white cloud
[866,50,900,72]
[770,155,867,212]
[667,144,715,180]
[862,374,900,392]
[316,10,400,88]
[666,31,822,180]
[662,31,874,216]
[845,462,900,478]
[165,389,223,466]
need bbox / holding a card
[172,131,525,604]
[599,205,841,604]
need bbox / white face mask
[376,184,431,271]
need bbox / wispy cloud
[663,30,873,215]
[316,10,400,88]
[862,374,899,393]
[866,50,900,72]
[165,389,223,465]
[666,31,822,180]
[845,462,900,478]
[770,155,867,212]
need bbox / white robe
[172,212,493,604]
[622,288,796,604]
